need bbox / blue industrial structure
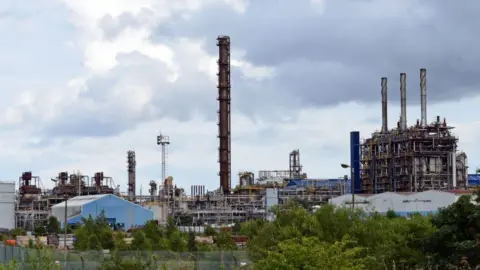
[468,174,480,186]
[350,131,361,194]
[51,194,154,229]
[285,179,351,193]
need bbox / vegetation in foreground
[242,193,480,269]
[4,192,480,269]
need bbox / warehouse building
[329,190,472,216]
[52,194,154,229]
[0,181,15,230]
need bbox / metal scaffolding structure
[127,150,136,201]
[360,69,468,193]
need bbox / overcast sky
[1,0,479,193]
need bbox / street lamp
[341,164,355,211]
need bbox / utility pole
[341,164,355,212]
[157,132,171,217]
[63,193,68,266]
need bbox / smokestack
[400,73,407,131]
[381,77,388,133]
[217,35,232,194]
[420,68,427,126]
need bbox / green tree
[232,222,242,234]
[204,225,217,237]
[168,230,186,252]
[46,216,61,234]
[11,228,25,238]
[130,230,152,251]
[244,202,434,269]
[34,226,47,236]
[142,220,169,250]
[423,194,480,267]
[114,232,130,251]
[187,231,197,252]
[254,236,368,270]
[215,231,236,250]
[74,213,114,250]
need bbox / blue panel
[284,179,351,193]
[468,174,480,186]
[67,194,154,229]
[379,211,437,217]
[350,131,361,194]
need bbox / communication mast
[157,132,171,215]
[157,132,170,183]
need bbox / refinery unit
[359,69,468,194]
[2,35,477,232]
[15,171,120,230]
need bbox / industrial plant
[0,35,478,234]
[359,70,468,193]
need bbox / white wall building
[329,190,471,216]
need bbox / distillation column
[127,150,136,201]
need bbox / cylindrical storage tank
[150,205,167,225]
[0,182,15,230]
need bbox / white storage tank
[149,205,167,225]
[0,181,15,230]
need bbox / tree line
[240,193,480,269]
[5,192,480,269]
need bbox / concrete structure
[148,204,168,225]
[0,182,15,230]
[265,188,279,221]
[51,194,153,229]
[329,190,471,216]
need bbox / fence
[0,244,252,269]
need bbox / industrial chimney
[400,73,407,131]
[381,77,388,133]
[420,68,427,127]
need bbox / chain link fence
[0,244,252,269]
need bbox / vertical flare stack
[381,77,388,133]
[420,68,427,126]
[127,150,136,201]
[217,35,231,194]
[400,73,407,131]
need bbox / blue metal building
[285,179,351,193]
[468,174,480,186]
[51,194,154,229]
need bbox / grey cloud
[40,51,220,138]
[143,0,480,107]
[35,0,480,141]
